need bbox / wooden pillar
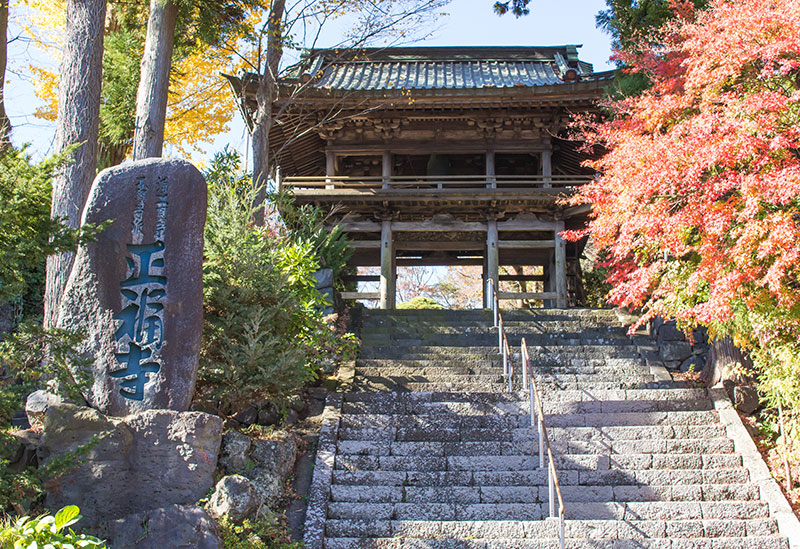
[486,149,496,189]
[487,217,499,304]
[546,254,555,308]
[325,150,336,189]
[482,254,489,308]
[380,219,395,309]
[542,149,552,189]
[555,220,567,308]
[382,151,391,189]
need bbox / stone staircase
[304,308,795,548]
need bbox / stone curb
[302,392,343,549]
[710,387,800,549]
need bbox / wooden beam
[395,241,485,251]
[341,275,380,282]
[498,240,555,249]
[340,292,380,300]
[499,274,546,282]
[498,291,558,300]
[563,203,592,217]
[497,213,559,231]
[350,241,381,248]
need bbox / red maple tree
[567,0,800,404]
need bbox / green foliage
[0,324,94,511]
[273,193,352,284]
[98,29,142,168]
[397,297,444,310]
[198,150,356,414]
[217,514,300,549]
[0,146,96,321]
[0,505,106,548]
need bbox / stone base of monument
[100,504,221,549]
[38,403,222,529]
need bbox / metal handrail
[487,277,565,548]
[522,341,566,546]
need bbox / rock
[319,287,334,306]
[313,268,334,289]
[0,302,14,333]
[659,341,693,362]
[663,360,682,371]
[257,402,280,426]
[734,385,760,415]
[25,390,61,427]
[283,408,299,426]
[39,403,222,526]
[219,429,252,473]
[206,475,260,522]
[679,354,706,373]
[243,431,298,509]
[56,158,207,416]
[242,467,283,509]
[233,404,258,426]
[692,326,709,346]
[656,321,686,345]
[103,504,221,549]
[10,410,30,429]
[7,429,39,473]
[288,394,305,412]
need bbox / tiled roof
[291,46,604,91]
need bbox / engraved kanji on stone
[111,241,167,401]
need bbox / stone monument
[57,158,206,416]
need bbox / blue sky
[5,0,614,162]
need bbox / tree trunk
[43,0,107,328]
[131,0,177,160]
[0,1,10,153]
[250,0,286,226]
[701,336,752,388]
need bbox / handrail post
[538,416,545,469]
[502,335,508,379]
[522,342,528,392]
[497,315,503,351]
[506,340,513,392]
[529,381,535,428]
[549,463,556,518]
[559,513,565,549]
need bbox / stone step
[323,507,775,538]
[323,534,787,549]
[355,358,647,371]
[333,453,743,472]
[335,438,734,456]
[360,344,641,357]
[341,397,714,416]
[337,414,726,438]
[327,482,759,506]
[330,467,753,488]
[352,380,508,393]
[361,334,634,347]
[363,325,632,338]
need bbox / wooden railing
[487,279,566,548]
[282,174,593,191]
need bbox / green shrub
[0,324,95,511]
[271,193,352,284]
[0,505,106,548]
[0,145,96,322]
[217,514,300,549]
[197,150,356,414]
[397,297,444,310]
